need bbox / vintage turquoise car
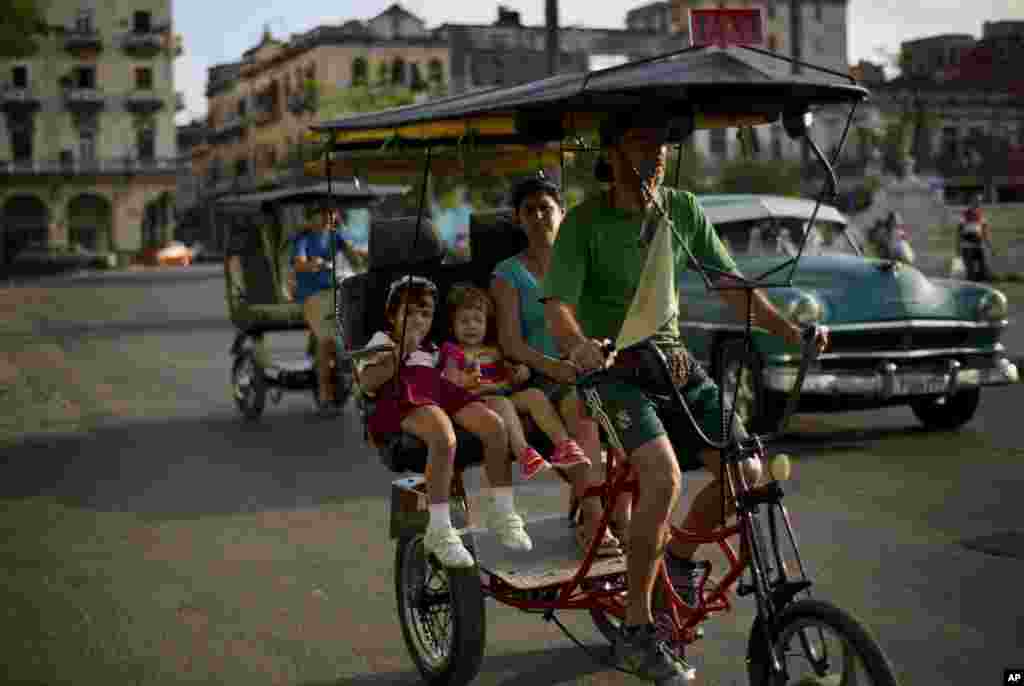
[682,194,1019,432]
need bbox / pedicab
[218,181,407,420]
[308,36,901,686]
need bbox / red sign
[689,8,765,47]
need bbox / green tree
[0,0,50,57]
[713,158,802,196]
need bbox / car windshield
[715,218,858,258]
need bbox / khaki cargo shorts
[303,290,336,342]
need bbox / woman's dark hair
[511,175,563,212]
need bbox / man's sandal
[570,495,623,557]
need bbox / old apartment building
[190,5,449,196]
[0,0,183,266]
[872,20,1024,201]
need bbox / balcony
[0,156,181,175]
[209,111,247,141]
[123,91,166,113]
[64,87,106,111]
[1,88,42,112]
[120,27,166,57]
[64,27,103,54]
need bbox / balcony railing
[120,28,165,56]
[123,91,166,113]
[1,87,42,111]
[64,27,103,52]
[64,87,106,110]
[209,111,247,140]
[0,157,182,175]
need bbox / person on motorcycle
[958,195,995,281]
[542,113,829,681]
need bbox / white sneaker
[488,511,533,552]
[423,526,475,568]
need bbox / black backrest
[469,209,526,278]
[341,262,491,353]
[369,215,445,271]
[343,210,526,353]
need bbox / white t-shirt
[359,331,439,373]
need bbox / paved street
[1,265,1022,685]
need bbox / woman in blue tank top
[489,176,628,556]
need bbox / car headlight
[785,293,824,325]
[977,290,1008,321]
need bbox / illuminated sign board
[689,8,765,47]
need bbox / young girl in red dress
[357,275,533,568]
[439,283,590,481]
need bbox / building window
[9,112,33,161]
[133,10,152,33]
[135,67,153,89]
[428,59,443,87]
[710,128,728,158]
[352,57,368,87]
[391,58,405,86]
[79,129,96,162]
[137,124,155,161]
[767,1,775,19]
[12,66,28,88]
[76,8,94,32]
[75,66,96,89]
[410,63,426,91]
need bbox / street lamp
[546,0,558,76]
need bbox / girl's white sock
[490,486,516,516]
[428,502,453,532]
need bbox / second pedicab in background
[218,181,406,420]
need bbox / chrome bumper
[763,357,1020,400]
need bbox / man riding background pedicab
[542,111,829,681]
[292,205,362,416]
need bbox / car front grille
[828,326,974,354]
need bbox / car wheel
[910,388,980,430]
[716,339,784,434]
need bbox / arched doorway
[1,194,49,265]
[67,193,112,253]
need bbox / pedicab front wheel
[231,350,267,421]
[395,535,486,686]
[747,598,900,686]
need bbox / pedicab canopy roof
[309,45,868,153]
[214,181,409,211]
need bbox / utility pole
[546,0,559,76]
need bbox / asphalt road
[2,265,1022,686]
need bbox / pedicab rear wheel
[395,535,486,686]
[231,350,267,421]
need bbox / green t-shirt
[541,187,738,343]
